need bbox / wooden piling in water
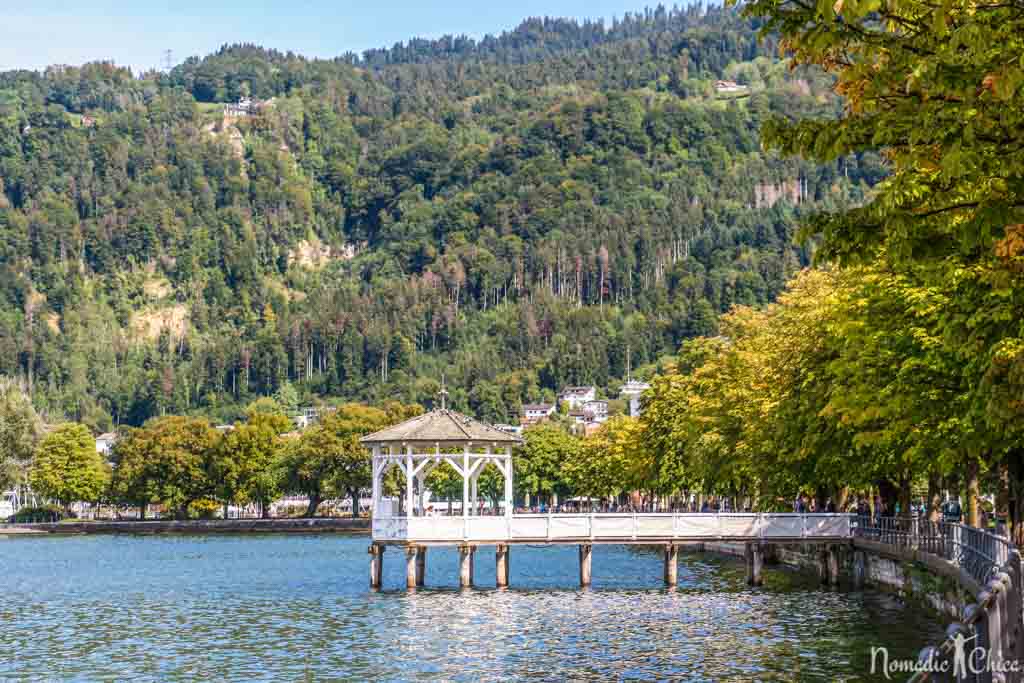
[579,544,593,587]
[496,544,510,587]
[459,544,474,588]
[369,543,384,590]
[664,544,678,586]
[416,546,427,587]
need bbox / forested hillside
[0,5,882,428]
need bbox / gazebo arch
[360,407,522,520]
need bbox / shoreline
[0,517,371,536]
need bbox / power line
[162,49,173,72]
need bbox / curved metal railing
[852,514,1014,587]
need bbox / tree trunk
[305,492,322,518]
[349,488,360,519]
[967,459,981,528]
[139,502,146,520]
[997,462,1010,530]
[877,479,898,515]
[814,486,828,512]
[898,474,912,519]
[261,498,271,519]
[1008,450,1024,545]
[927,471,942,523]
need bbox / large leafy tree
[514,424,577,506]
[742,0,1024,531]
[29,423,109,511]
[741,0,1024,264]
[281,403,400,517]
[0,377,43,493]
[110,416,221,519]
[214,410,290,517]
[565,416,642,503]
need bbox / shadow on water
[0,534,943,681]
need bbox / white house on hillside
[521,403,555,425]
[558,386,596,410]
[582,399,609,424]
[619,380,651,417]
[95,432,118,456]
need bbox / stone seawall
[703,540,972,620]
[0,517,371,535]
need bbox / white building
[619,380,651,417]
[521,403,555,425]
[558,386,596,411]
[95,432,118,456]
[582,399,609,424]
[0,490,14,519]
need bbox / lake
[0,534,943,681]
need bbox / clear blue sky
[1,0,655,73]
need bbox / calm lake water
[0,534,942,681]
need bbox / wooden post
[664,544,678,586]
[369,543,384,590]
[745,543,763,586]
[406,546,418,589]
[817,545,840,586]
[416,546,427,587]
[459,544,474,588]
[579,543,593,587]
[496,544,510,587]
[827,545,840,586]
[852,549,867,589]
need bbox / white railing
[372,512,853,543]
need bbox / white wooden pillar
[405,445,414,517]
[504,446,514,518]
[416,469,426,518]
[462,445,470,520]
[470,477,477,516]
[371,445,381,516]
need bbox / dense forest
[0,5,880,429]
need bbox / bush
[8,505,76,523]
[187,498,220,519]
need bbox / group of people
[792,494,838,513]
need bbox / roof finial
[438,374,449,411]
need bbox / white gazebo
[361,400,523,590]
[361,404,522,523]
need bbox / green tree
[0,378,42,494]
[564,416,640,503]
[110,416,220,519]
[214,411,290,517]
[29,423,109,512]
[514,424,577,506]
[281,404,393,517]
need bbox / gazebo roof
[360,408,523,446]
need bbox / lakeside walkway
[0,517,370,535]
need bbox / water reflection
[0,536,941,681]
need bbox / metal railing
[852,514,1013,588]
[373,512,854,543]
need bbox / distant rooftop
[360,408,522,445]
